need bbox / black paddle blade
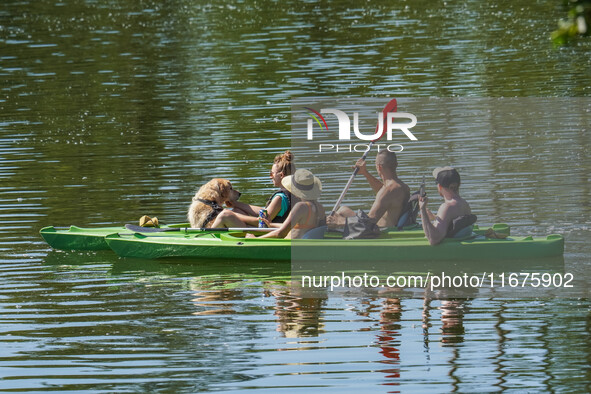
[124,224,180,233]
[124,224,273,233]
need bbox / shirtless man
[420,166,471,245]
[327,150,410,228]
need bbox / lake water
[1,0,590,392]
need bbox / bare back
[369,179,411,227]
[435,195,471,231]
[287,200,326,239]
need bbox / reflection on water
[271,286,325,338]
[1,0,591,391]
[377,297,402,385]
[439,300,466,345]
[1,256,591,391]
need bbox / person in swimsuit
[211,151,298,227]
[420,166,472,245]
[252,169,326,239]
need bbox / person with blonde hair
[249,169,326,239]
[211,151,298,228]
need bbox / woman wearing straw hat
[250,169,326,239]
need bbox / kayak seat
[396,191,420,230]
[452,225,475,238]
[396,211,410,229]
[447,214,478,238]
[302,225,327,239]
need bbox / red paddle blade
[373,98,398,142]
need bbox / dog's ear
[215,179,226,198]
[215,179,229,200]
[211,179,228,202]
[223,180,233,198]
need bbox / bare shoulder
[436,202,452,218]
[291,201,308,214]
[381,180,410,200]
[437,197,471,220]
[451,196,471,213]
[292,201,319,217]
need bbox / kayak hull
[40,226,124,251]
[104,232,564,262]
[40,223,510,251]
[40,224,190,251]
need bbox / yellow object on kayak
[139,215,159,227]
[484,228,508,239]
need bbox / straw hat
[281,169,322,200]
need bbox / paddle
[124,224,275,233]
[420,175,426,198]
[329,98,398,216]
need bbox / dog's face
[197,178,241,204]
[188,178,241,228]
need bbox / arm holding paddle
[327,99,399,230]
[355,159,383,194]
[328,99,398,218]
[422,205,437,222]
[419,196,450,246]
[418,176,436,222]
[419,177,440,241]
[326,159,383,228]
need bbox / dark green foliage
[552,0,591,45]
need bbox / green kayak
[39,223,190,251]
[40,223,510,251]
[104,231,563,261]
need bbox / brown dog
[187,179,241,228]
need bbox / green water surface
[1,0,591,392]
